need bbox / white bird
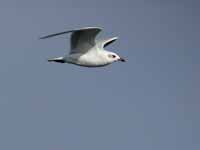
[40,27,125,67]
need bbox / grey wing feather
[39,30,73,39]
[70,27,102,54]
[97,37,118,48]
[40,27,102,54]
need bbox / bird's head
[106,52,126,63]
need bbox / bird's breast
[69,52,109,67]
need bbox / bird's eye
[108,54,116,59]
[112,55,116,58]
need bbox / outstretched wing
[70,27,102,54]
[97,37,118,49]
[40,27,102,54]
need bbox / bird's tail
[47,57,65,63]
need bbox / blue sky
[0,0,199,150]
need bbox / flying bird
[40,27,125,67]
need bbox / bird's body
[66,50,110,67]
[49,49,113,67]
[40,27,125,67]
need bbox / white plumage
[40,27,125,67]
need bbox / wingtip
[39,37,44,40]
[109,37,119,41]
[39,35,51,40]
[113,36,119,40]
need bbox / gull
[40,27,125,67]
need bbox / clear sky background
[0,0,199,150]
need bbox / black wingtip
[38,36,46,40]
[39,35,51,40]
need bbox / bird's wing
[97,37,118,49]
[40,27,102,54]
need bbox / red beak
[119,57,126,62]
